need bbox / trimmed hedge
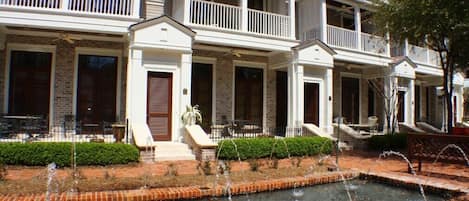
[0,142,139,167]
[368,133,407,151]
[217,137,333,160]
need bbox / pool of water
[191,180,447,201]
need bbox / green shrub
[368,133,407,151]
[0,142,139,167]
[217,137,333,160]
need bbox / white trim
[192,56,217,125]
[339,72,362,124]
[232,60,267,127]
[303,77,323,127]
[4,43,56,129]
[73,47,123,122]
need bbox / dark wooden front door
[8,51,52,117]
[415,86,421,121]
[304,82,320,126]
[77,55,117,125]
[191,63,212,132]
[397,91,405,122]
[147,72,172,141]
[342,77,360,124]
[276,71,288,130]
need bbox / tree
[369,77,400,134]
[372,0,469,134]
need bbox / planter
[112,124,126,143]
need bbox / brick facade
[2,34,127,125]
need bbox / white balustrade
[190,0,242,31]
[428,49,441,66]
[408,44,428,64]
[0,0,136,16]
[0,0,60,8]
[327,25,358,49]
[189,0,291,38]
[361,32,388,55]
[248,8,290,38]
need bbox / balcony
[392,44,441,67]
[0,0,140,33]
[188,0,292,39]
[0,0,138,17]
[301,25,389,56]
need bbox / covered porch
[0,27,128,142]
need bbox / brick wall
[3,34,127,124]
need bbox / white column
[179,53,192,141]
[404,39,409,56]
[127,48,145,124]
[325,68,333,133]
[354,6,361,50]
[296,65,304,126]
[319,0,327,42]
[132,0,141,17]
[241,0,248,32]
[385,32,391,57]
[406,79,415,125]
[289,0,296,39]
[180,53,192,110]
[287,64,296,129]
[183,0,191,24]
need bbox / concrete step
[154,142,196,161]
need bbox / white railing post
[288,0,295,39]
[319,0,327,42]
[354,6,361,50]
[240,0,248,32]
[60,0,68,10]
[132,0,140,17]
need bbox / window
[235,66,263,125]
[8,50,52,117]
[76,55,117,125]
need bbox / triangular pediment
[390,56,416,79]
[293,40,336,68]
[129,15,194,51]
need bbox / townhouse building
[0,0,464,159]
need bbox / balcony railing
[189,0,291,39]
[327,25,358,49]
[408,44,428,64]
[248,8,290,38]
[361,32,388,55]
[0,0,137,16]
[301,25,389,56]
[189,0,241,31]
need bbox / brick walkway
[2,151,468,199]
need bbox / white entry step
[154,142,196,161]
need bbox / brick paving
[1,151,468,200]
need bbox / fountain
[46,163,57,201]
[379,150,428,201]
